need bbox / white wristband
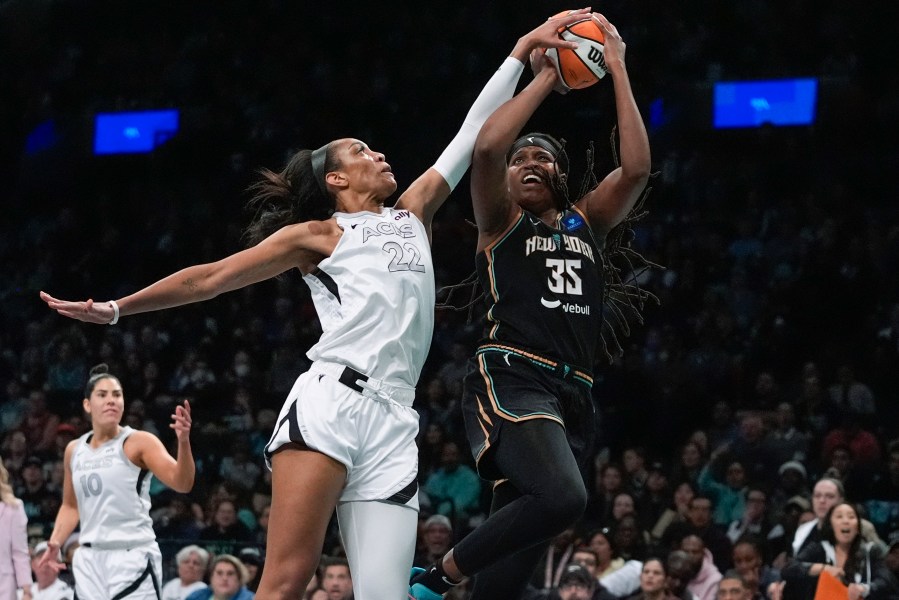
[108,300,120,325]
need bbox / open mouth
[522,173,543,185]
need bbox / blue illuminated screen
[713,78,817,129]
[93,109,179,154]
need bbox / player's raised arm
[396,9,591,233]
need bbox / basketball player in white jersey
[39,12,591,599]
[37,364,194,599]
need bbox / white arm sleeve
[432,56,525,190]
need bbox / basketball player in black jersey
[410,12,651,600]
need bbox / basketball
[544,11,607,90]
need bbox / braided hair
[439,129,660,362]
[242,144,337,247]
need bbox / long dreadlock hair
[438,128,661,363]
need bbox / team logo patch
[561,212,585,232]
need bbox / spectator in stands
[731,538,779,600]
[623,447,650,500]
[821,411,882,469]
[615,514,651,562]
[415,514,454,569]
[662,496,733,572]
[185,554,254,600]
[698,451,748,527]
[625,558,679,600]
[218,442,262,494]
[162,545,210,600]
[0,380,28,435]
[782,502,886,600]
[14,457,55,538]
[682,535,723,600]
[651,482,697,544]
[199,499,253,557]
[423,440,482,523]
[238,547,264,593]
[667,550,700,600]
[671,442,706,487]
[320,556,353,600]
[534,528,579,593]
[0,432,27,486]
[768,403,810,466]
[584,463,627,532]
[768,462,809,524]
[587,528,625,578]
[20,391,60,456]
[725,488,785,562]
[716,570,751,600]
[640,462,672,535]
[555,563,599,600]
[827,365,876,418]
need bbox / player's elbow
[169,475,195,494]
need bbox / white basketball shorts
[265,361,420,510]
[73,541,162,599]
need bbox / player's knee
[541,479,587,527]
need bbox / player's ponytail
[243,145,336,247]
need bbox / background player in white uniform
[38,364,195,600]
[39,13,590,599]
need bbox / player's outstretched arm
[40,221,331,324]
[397,9,590,232]
[576,13,650,235]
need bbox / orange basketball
[544,11,607,90]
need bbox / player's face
[84,377,124,428]
[332,138,397,200]
[507,145,561,213]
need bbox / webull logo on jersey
[541,297,591,315]
[525,234,595,262]
[362,219,415,243]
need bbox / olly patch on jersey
[524,233,595,263]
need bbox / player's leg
[337,499,418,600]
[412,419,586,597]
[466,480,552,600]
[254,446,347,599]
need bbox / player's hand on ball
[523,7,589,53]
[592,13,626,68]
[530,49,569,95]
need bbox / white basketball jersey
[305,207,435,388]
[70,426,155,546]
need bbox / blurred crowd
[1,0,898,598]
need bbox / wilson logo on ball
[544,11,607,91]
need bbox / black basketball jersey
[476,207,605,371]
